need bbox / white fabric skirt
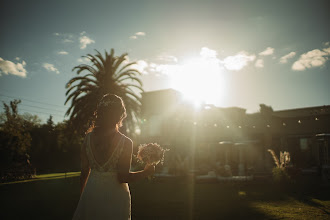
[72,170,131,220]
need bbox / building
[140,89,330,175]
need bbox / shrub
[268,149,294,186]
[272,167,290,183]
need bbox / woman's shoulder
[118,132,133,147]
[118,133,133,154]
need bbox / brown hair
[87,94,127,134]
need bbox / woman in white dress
[72,94,155,220]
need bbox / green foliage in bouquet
[130,154,144,172]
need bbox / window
[299,138,309,151]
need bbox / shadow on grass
[0,174,329,220]
[286,179,330,216]
[130,181,280,220]
[298,197,330,215]
[0,174,80,220]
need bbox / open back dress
[72,132,131,220]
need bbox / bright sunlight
[169,48,227,107]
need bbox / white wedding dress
[73,133,131,220]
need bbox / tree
[65,49,144,134]
[0,100,34,180]
[29,119,82,173]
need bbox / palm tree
[65,49,144,134]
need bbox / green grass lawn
[0,173,329,220]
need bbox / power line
[19,108,66,118]
[0,92,74,122]
[18,103,65,114]
[0,98,66,115]
[0,99,67,118]
[0,93,67,110]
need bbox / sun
[169,56,226,107]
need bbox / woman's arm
[117,138,155,183]
[80,136,90,194]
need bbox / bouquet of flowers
[137,143,169,165]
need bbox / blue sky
[0,0,329,123]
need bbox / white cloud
[54,32,74,43]
[58,51,68,55]
[43,63,59,74]
[255,59,264,68]
[79,34,95,49]
[15,57,20,61]
[63,39,74,43]
[150,48,223,75]
[148,62,158,73]
[150,48,260,75]
[156,54,178,63]
[132,60,149,74]
[279,52,296,64]
[291,62,305,71]
[200,47,217,59]
[292,48,330,71]
[222,51,256,71]
[259,47,275,56]
[130,31,146,40]
[0,58,27,78]
[152,63,180,75]
[77,57,91,63]
[135,32,146,36]
[323,47,330,54]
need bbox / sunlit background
[0,0,329,123]
[165,48,227,107]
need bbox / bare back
[85,131,126,172]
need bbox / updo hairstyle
[93,94,127,132]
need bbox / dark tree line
[0,100,83,181]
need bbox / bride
[72,94,155,220]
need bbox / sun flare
[169,56,226,107]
